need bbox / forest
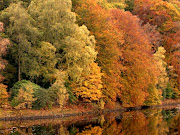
[0,0,180,110]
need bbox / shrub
[10,80,52,109]
[32,88,52,109]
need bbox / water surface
[0,107,179,135]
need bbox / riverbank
[0,99,180,121]
[0,102,125,121]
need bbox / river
[0,107,179,135]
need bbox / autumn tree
[49,70,69,109]
[110,9,158,107]
[133,0,180,90]
[73,0,124,103]
[142,23,162,50]
[0,22,9,107]
[72,62,103,102]
[0,2,40,81]
[153,47,169,91]
[28,0,97,82]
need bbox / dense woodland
[0,0,180,109]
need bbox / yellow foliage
[72,63,103,102]
[50,70,69,109]
[0,83,8,107]
[76,125,102,135]
[14,86,36,109]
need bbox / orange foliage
[121,111,148,135]
[172,52,180,89]
[72,63,103,102]
[110,9,158,107]
[74,0,160,107]
[0,83,8,106]
[74,0,124,102]
[133,0,180,90]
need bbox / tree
[28,0,97,82]
[49,70,69,109]
[110,9,158,107]
[153,47,169,91]
[0,83,8,107]
[142,23,162,50]
[0,2,40,81]
[0,0,11,11]
[73,0,124,103]
[0,22,9,107]
[34,41,57,83]
[132,0,180,90]
[144,84,162,106]
[72,62,103,102]
[125,0,134,12]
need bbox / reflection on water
[0,108,179,135]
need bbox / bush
[10,80,41,101]
[10,80,52,109]
[32,88,52,110]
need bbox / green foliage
[32,88,52,109]
[30,41,57,81]
[9,80,43,108]
[10,98,19,107]
[0,2,40,81]
[64,80,77,103]
[125,0,134,11]
[0,0,11,11]
[28,0,97,82]
[99,0,126,9]
[163,78,178,99]
[10,80,40,100]
[162,89,166,100]
[165,83,173,99]
[0,33,8,38]
[172,88,179,99]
